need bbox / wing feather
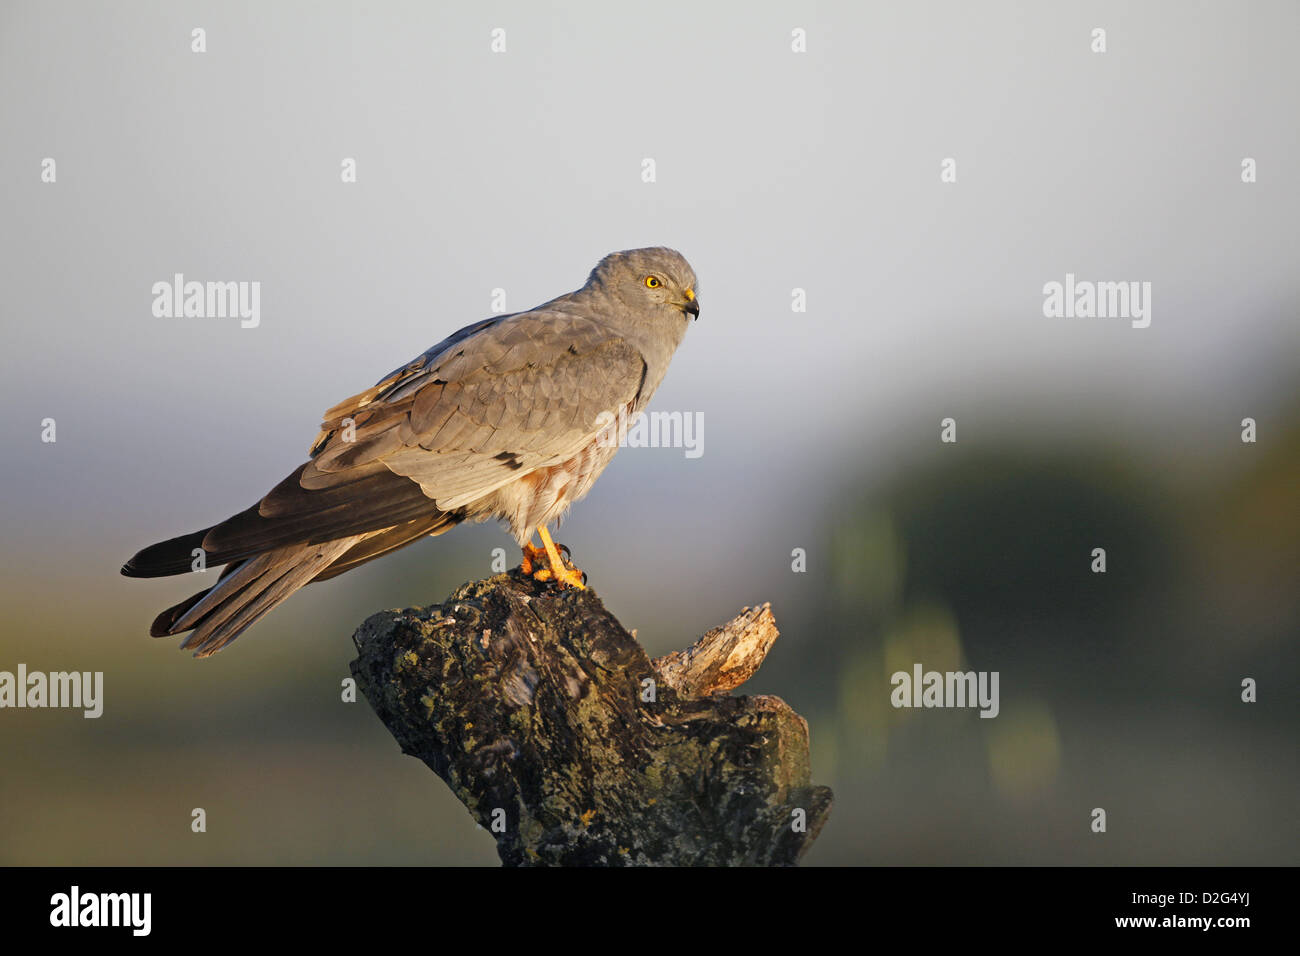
[124,308,646,578]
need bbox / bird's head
[589,247,700,320]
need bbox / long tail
[124,455,467,656]
[149,538,362,658]
[139,511,464,657]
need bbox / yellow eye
[645,276,661,288]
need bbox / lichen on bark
[350,571,832,865]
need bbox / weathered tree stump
[349,571,832,865]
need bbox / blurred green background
[2,402,1295,865]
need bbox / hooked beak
[682,288,699,319]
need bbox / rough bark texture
[350,570,832,866]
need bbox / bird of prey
[123,247,699,657]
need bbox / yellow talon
[520,541,546,576]
[528,525,587,590]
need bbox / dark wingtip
[121,555,154,578]
[121,555,149,577]
[120,530,210,578]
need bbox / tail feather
[148,561,244,636]
[131,484,471,654]
[172,550,299,637]
[149,590,209,637]
[156,537,361,657]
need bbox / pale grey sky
[1,0,1296,638]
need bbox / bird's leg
[520,539,547,576]
[532,525,586,590]
[520,530,586,589]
